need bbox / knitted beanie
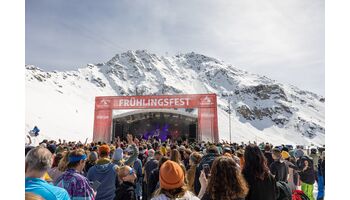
[159,160,185,190]
[294,149,304,158]
[98,145,110,155]
[112,147,124,161]
[88,151,98,161]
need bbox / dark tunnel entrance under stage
[112,109,198,142]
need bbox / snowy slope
[25,50,325,146]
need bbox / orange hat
[98,145,110,155]
[159,160,184,190]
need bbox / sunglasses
[128,168,135,175]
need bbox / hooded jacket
[87,158,117,200]
[296,156,315,185]
[270,159,288,182]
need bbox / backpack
[292,190,310,200]
[276,181,292,200]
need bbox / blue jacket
[87,161,117,200]
[25,177,70,200]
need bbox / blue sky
[26,0,324,95]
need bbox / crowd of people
[25,134,325,200]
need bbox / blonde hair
[116,165,131,182]
[153,185,189,199]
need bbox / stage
[93,94,218,143]
[112,109,198,142]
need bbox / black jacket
[194,153,219,195]
[243,173,277,200]
[270,160,288,182]
[114,181,136,200]
[147,168,159,199]
[296,156,315,185]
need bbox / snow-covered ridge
[25,50,325,145]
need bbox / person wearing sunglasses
[115,165,137,200]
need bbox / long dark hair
[242,144,270,181]
[207,156,249,200]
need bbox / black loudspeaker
[189,123,197,142]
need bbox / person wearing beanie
[98,144,110,157]
[87,144,117,200]
[86,145,117,200]
[151,160,199,200]
[270,148,288,182]
[294,149,304,159]
[112,147,124,165]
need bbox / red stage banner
[93,94,218,142]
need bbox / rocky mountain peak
[25,50,325,145]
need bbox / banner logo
[99,99,111,105]
[200,96,213,106]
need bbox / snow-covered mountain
[25,50,325,146]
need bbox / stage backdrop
[93,94,218,142]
